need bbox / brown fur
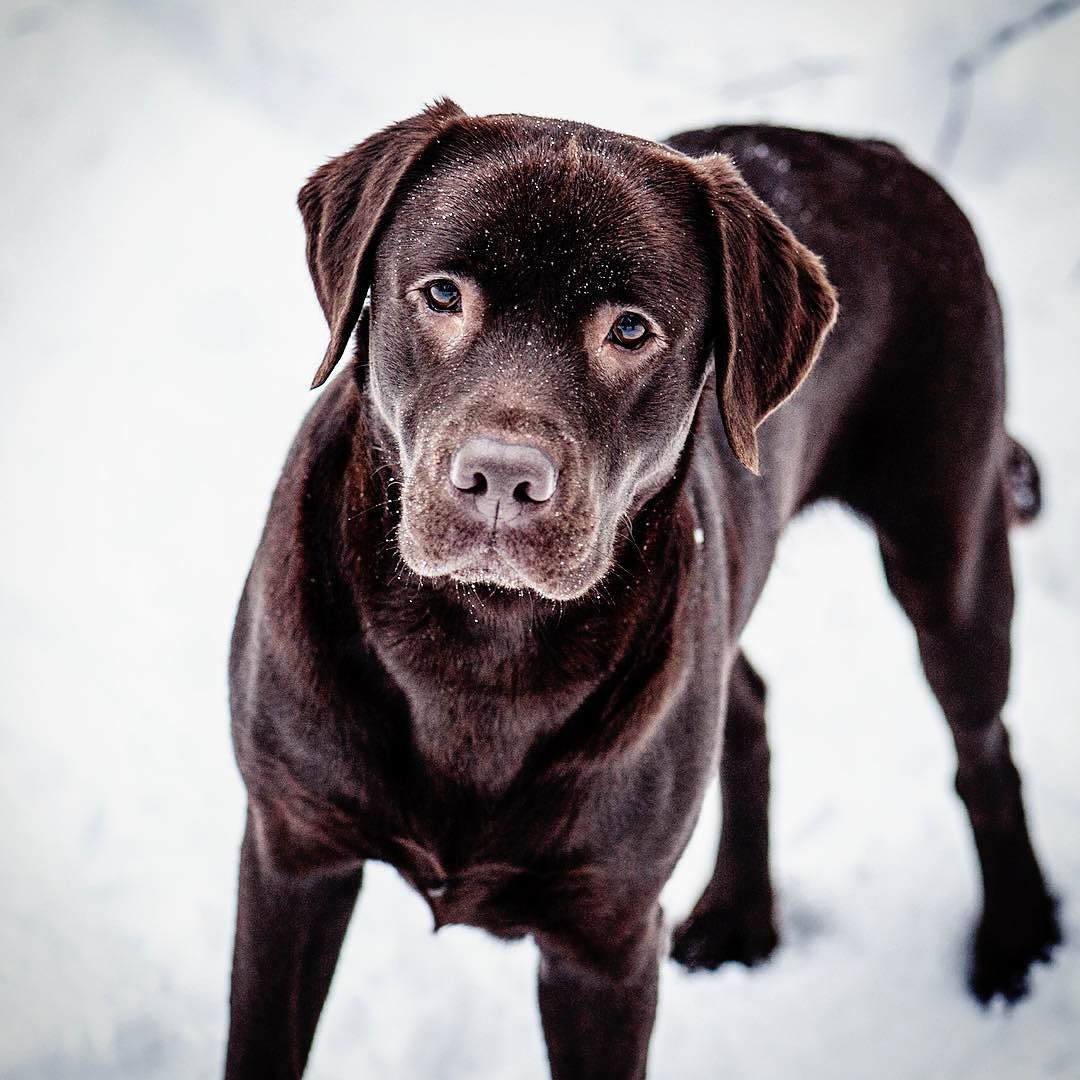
[225,102,1059,1079]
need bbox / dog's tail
[1004,435,1042,526]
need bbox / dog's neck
[344,389,701,795]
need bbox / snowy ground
[1,1,1078,1077]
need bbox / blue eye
[608,312,650,349]
[425,279,461,312]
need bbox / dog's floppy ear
[694,154,838,474]
[299,98,467,389]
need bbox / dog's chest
[406,690,571,795]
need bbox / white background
[1,1,1078,1076]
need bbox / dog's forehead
[384,118,706,307]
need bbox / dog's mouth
[407,537,544,594]
[401,529,603,601]
[395,475,615,602]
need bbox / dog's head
[298,100,836,601]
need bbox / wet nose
[449,436,557,523]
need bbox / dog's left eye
[424,279,462,313]
[607,312,650,349]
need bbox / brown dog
[225,100,1059,1079]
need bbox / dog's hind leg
[224,804,363,1079]
[873,465,1060,1002]
[671,651,778,970]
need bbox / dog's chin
[397,532,612,603]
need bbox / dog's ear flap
[694,154,838,474]
[299,98,467,389]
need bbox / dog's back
[673,125,1012,522]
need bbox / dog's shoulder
[248,364,361,592]
[229,366,366,734]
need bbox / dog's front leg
[225,805,363,1079]
[536,905,662,1080]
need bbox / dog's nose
[450,436,557,523]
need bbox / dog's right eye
[424,279,462,313]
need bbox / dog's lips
[397,498,611,601]
[407,533,601,600]
[443,543,533,591]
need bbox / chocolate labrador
[225,100,1060,1078]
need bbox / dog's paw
[968,894,1062,1004]
[671,903,779,971]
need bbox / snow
[1,1,1078,1077]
